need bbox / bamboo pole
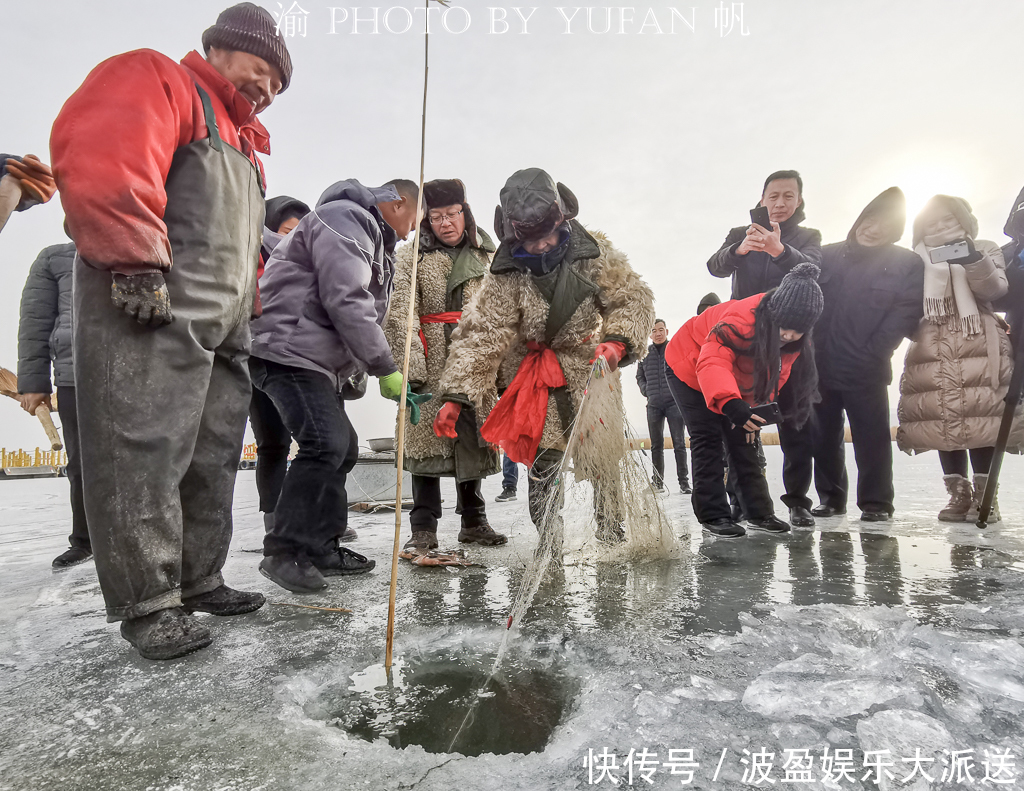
[386,0,433,674]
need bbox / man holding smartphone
[707,170,823,528]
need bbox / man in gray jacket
[17,242,91,568]
[250,178,419,593]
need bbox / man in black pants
[637,319,690,494]
[812,188,923,521]
[707,169,822,527]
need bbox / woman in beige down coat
[897,195,1022,522]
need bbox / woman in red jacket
[665,263,823,537]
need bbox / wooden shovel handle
[34,404,63,451]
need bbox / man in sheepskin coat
[434,169,655,541]
[384,179,505,552]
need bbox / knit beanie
[767,263,823,333]
[203,3,293,92]
[696,292,721,315]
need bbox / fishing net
[495,358,682,663]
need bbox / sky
[0,0,1022,452]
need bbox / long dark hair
[710,295,820,429]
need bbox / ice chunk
[856,709,953,791]
[743,671,911,722]
[671,674,739,702]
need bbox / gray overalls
[73,85,264,621]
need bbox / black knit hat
[203,3,293,92]
[767,263,823,333]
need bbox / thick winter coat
[897,240,1024,452]
[250,180,399,385]
[816,192,924,391]
[707,206,823,300]
[17,243,77,393]
[50,50,270,275]
[636,342,675,409]
[440,221,655,459]
[665,294,800,414]
[383,231,499,480]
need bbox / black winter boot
[747,515,791,534]
[181,585,266,616]
[312,546,375,576]
[120,607,213,660]
[52,547,93,569]
[458,522,508,546]
[259,555,328,594]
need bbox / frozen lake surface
[2,448,1024,789]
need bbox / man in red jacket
[50,3,292,661]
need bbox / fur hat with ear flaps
[420,178,479,248]
[493,168,579,245]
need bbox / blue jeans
[502,454,519,490]
[250,357,358,558]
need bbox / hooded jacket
[896,199,1022,453]
[440,220,654,460]
[816,188,924,391]
[50,50,270,276]
[17,243,77,394]
[665,294,801,414]
[707,205,823,300]
[383,225,499,481]
[250,180,399,384]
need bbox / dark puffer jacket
[17,243,77,393]
[636,341,674,409]
[707,205,823,300]
[816,188,924,391]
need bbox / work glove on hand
[111,273,174,327]
[591,340,627,372]
[404,385,432,426]
[378,371,404,401]
[433,402,461,439]
[4,155,57,205]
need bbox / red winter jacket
[50,49,270,276]
[665,294,800,414]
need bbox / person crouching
[665,264,824,538]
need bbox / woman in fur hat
[384,179,507,551]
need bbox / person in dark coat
[707,170,824,527]
[17,242,92,568]
[636,319,690,493]
[811,188,923,522]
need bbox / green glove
[405,386,433,426]
[378,371,404,401]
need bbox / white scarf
[917,224,982,336]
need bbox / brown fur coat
[440,222,655,462]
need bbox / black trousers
[777,384,815,511]
[667,371,774,523]
[646,401,689,488]
[410,475,486,533]
[57,386,90,551]
[939,447,996,478]
[251,358,359,558]
[248,377,291,514]
[812,385,895,514]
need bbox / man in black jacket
[707,170,823,526]
[811,188,923,521]
[637,319,690,494]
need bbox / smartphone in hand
[750,206,773,233]
[751,401,782,425]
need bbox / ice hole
[324,651,580,756]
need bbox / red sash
[480,342,566,466]
[418,311,463,357]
